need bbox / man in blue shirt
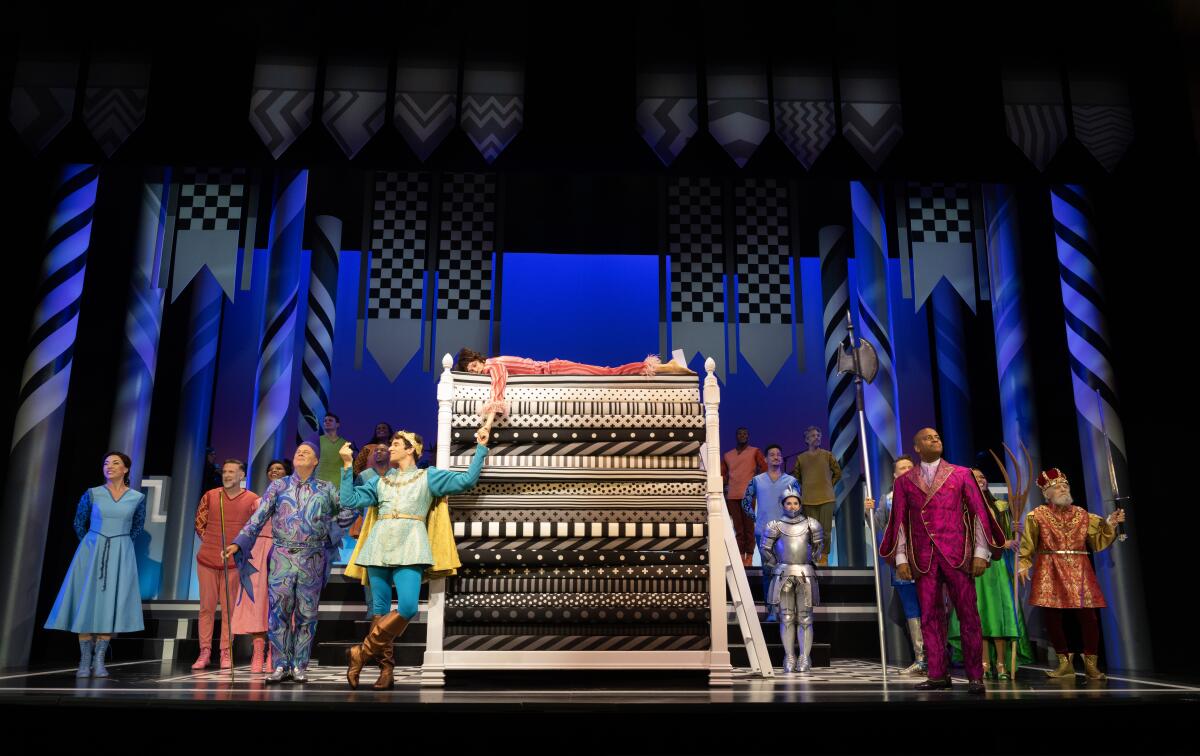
[742,444,798,621]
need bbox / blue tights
[366,565,422,619]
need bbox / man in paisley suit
[878,428,1007,693]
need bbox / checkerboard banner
[168,168,247,302]
[668,177,727,378]
[907,182,976,312]
[734,179,794,386]
[436,172,495,358]
[366,171,429,381]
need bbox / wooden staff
[217,489,235,683]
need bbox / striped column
[108,175,169,488]
[249,170,308,492]
[0,164,99,668]
[982,184,1042,500]
[819,225,860,506]
[297,215,341,442]
[1050,184,1150,672]
[848,181,900,567]
[930,285,974,466]
[158,274,224,599]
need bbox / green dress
[948,495,1033,665]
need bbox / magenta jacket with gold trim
[878,461,1006,574]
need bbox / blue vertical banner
[298,215,341,441]
[1050,184,1150,672]
[249,170,308,492]
[0,164,99,667]
[982,184,1043,495]
[819,225,859,503]
[848,180,900,566]
[160,275,224,599]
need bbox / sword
[1094,388,1128,542]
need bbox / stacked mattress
[444,372,711,652]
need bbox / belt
[272,537,326,552]
[1037,550,1089,555]
[88,531,130,592]
[379,513,423,521]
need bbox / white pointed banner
[840,72,902,171]
[394,62,458,162]
[707,68,769,168]
[907,183,977,312]
[462,66,524,164]
[169,169,247,302]
[734,178,794,386]
[366,172,429,381]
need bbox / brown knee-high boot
[372,611,410,690]
[346,616,382,689]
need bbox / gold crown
[395,431,423,458]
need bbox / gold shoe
[1082,654,1107,680]
[996,661,1011,681]
[982,660,992,680]
[1045,653,1074,678]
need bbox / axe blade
[837,339,879,383]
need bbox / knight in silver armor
[761,487,823,673]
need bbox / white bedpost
[421,352,455,687]
[704,357,733,686]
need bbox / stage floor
[4,658,1197,707]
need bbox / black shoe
[914,676,952,691]
[967,678,986,694]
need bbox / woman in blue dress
[45,452,146,677]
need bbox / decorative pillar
[0,164,99,667]
[297,215,341,441]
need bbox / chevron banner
[249,55,316,160]
[1002,70,1068,172]
[394,62,458,162]
[322,59,387,159]
[636,70,699,166]
[8,55,78,154]
[707,68,769,168]
[461,66,524,164]
[1069,76,1134,173]
[840,74,903,171]
[773,69,836,170]
[82,59,149,157]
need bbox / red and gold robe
[1018,504,1117,608]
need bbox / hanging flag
[167,168,247,303]
[1069,75,1134,173]
[366,172,429,381]
[461,66,524,164]
[840,73,903,171]
[734,179,794,385]
[394,61,458,162]
[435,173,495,359]
[249,54,316,160]
[322,59,387,159]
[1002,69,1068,172]
[707,67,769,168]
[907,183,977,313]
[8,54,78,154]
[668,177,727,380]
[82,57,149,158]
[773,67,836,170]
[636,69,699,166]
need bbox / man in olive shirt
[790,426,841,565]
[316,413,351,485]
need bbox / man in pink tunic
[878,428,1006,693]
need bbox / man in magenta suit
[879,428,1007,693]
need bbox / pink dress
[480,356,656,416]
[231,511,271,635]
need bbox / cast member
[791,426,841,566]
[761,487,823,673]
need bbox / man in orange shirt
[721,427,767,567]
[192,459,259,669]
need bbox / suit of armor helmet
[761,487,824,673]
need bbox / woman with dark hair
[363,422,394,450]
[45,452,146,678]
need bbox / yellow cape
[344,495,461,585]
